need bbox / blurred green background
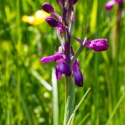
[0,0,125,125]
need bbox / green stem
[70,37,87,67]
[111,3,123,124]
[16,0,22,124]
[63,76,75,125]
[70,45,85,67]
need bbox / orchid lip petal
[56,61,71,76]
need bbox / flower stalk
[41,1,108,124]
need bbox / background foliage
[0,0,125,125]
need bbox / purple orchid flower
[105,0,123,10]
[70,47,83,87]
[42,2,62,22]
[42,2,55,13]
[86,39,108,51]
[72,59,83,87]
[45,16,61,27]
[41,46,83,87]
[74,37,108,52]
[45,16,63,33]
[41,46,71,80]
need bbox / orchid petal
[86,39,108,52]
[56,61,71,76]
[45,16,61,27]
[73,68,83,87]
[40,53,62,63]
[116,0,123,3]
[42,2,55,13]
[56,65,62,80]
[105,0,116,10]
[58,46,63,53]
[72,61,83,87]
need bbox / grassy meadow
[0,0,125,125]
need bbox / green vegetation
[0,0,125,125]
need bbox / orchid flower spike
[105,0,123,10]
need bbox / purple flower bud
[105,0,116,10]
[86,39,108,52]
[74,37,108,52]
[105,0,123,10]
[72,60,83,87]
[45,16,61,27]
[42,2,55,13]
[70,0,78,5]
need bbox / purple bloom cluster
[105,0,123,10]
[41,1,108,87]
[41,46,83,87]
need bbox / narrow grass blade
[63,97,70,125]
[20,95,33,125]
[78,113,90,125]
[52,68,58,125]
[67,87,91,125]
[30,68,52,91]
[90,0,98,33]
[106,91,125,125]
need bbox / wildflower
[41,46,71,80]
[22,10,50,25]
[45,16,61,27]
[70,47,83,87]
[45,16,63,33]
[72,59,83,87]
[74,37,108,52]
[105,0,123,10]
[41,46,83,87]
[42,2,62,22]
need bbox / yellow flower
[22,10,50,25]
